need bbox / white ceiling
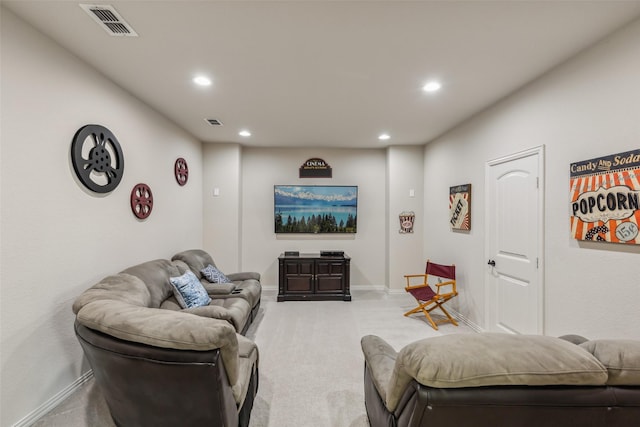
[5,1,640,148]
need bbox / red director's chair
[404,260,458,330]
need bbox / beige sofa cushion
[172,249,216,280]
[580,339,640,385]
[121,259,182,308]
[72,273,150,314]
[159,297,236,325]
[386,333,607,412]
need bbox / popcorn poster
[570,149,640,244]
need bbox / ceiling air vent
[205,119,223,126]
[79,4,138,37]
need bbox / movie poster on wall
[449,184,471,230]
[570,149,640,244]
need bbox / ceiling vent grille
[205,119,224,126]
[79,4,138,37]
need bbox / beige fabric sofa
[172,249,262,330]
[362,333,640,427]
[72,251,262,427]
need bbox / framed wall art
[449,184,471,231]
[399,211,415,233]
[570,149,640,244]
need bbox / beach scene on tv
[274,185,358,233]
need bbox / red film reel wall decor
[174,157,189,186]
[130,183,153,219]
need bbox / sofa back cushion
[73,273,151,314]
[386,333,608,412]
[121,259,182,308]
[172,249,216,280]
[580,339,640,385]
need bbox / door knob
[487,260,496,267]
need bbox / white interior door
[485,146,544,334]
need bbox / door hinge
[536,177,539,189]
[536,258,539,268]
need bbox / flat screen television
[274,185,358,233]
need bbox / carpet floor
[34,289,474,427]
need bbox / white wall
[0,9,203,426]
[237,148,387,288]
[386,146,425,291]
[202,143,242,272]
[202,145,424,292]
[423,18,640,338]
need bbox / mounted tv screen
[274,185,358,233]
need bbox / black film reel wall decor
[71,124,125,193]
[174,157,189,186]
[130,183,153,219]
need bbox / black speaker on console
[320,250,344,256]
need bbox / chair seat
[408,286,436,301]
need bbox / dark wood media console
[277,253,351,301]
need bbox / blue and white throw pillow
[169,270,211,309]
[201,264,232,284]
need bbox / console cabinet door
[315,261,344,293]
[283,260,314,293]
[278,255,351,301]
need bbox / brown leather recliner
[361,333,640,427]
[75,322,258,427]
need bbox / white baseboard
[263,284,389,292]
[12,370,94,427]
[385,287,408,295]
[450,308,485,332]
[351,284,386,291]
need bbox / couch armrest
[232,334,259,406]
[226,272,261,282]
[361,335,398,405]
[76,300,240,386]
[202,281,236,295]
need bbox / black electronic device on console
[284,251,299,257]
[320,250,344,257]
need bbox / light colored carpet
[34,289,474,427]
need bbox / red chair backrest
[426,261,455,280]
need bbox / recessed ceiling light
[422,81,441,93]
[378,133,390,141]
[193,76,212,86]
[239,130,251,137]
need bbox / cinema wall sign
[570,149,640,244]
[299,158,332,178]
